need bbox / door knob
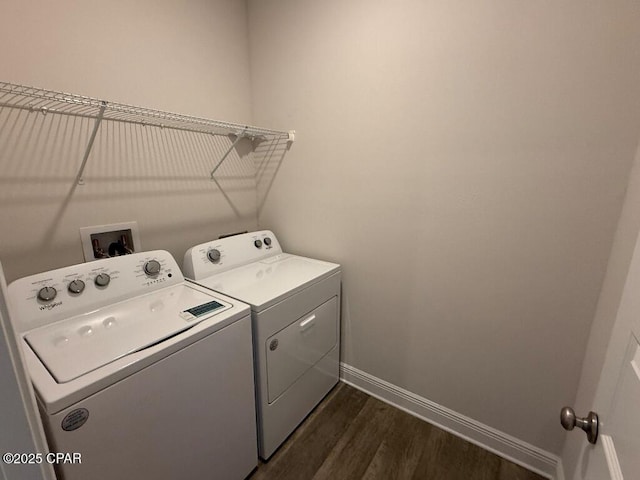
[560,407,598,444]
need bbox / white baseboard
[340,362,563,480]
[555,458,566,480]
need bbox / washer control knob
[37,286,57,302]
[68,279,85,295]
[94,273,111,287]
[144,260,162,276]
[207,249,221,263]
[254,239,263,249]
[264,237,272,247]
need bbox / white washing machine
[8,250,257,480]
[183,230,341,459]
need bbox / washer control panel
[183,230,282,279]
[8,250,183,332]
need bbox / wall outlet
[80,221,141,262]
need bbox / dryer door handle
[299,315,316,331]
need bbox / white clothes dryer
[8,251,257,480]
[183,230,341,459]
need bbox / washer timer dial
[207,249,221,264]
[144,260,162,276]
[94,273,111,287]
[37,286,57,302]
[68,279,85,294]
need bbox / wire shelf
[0,81,293,184]
[0,81,289,139]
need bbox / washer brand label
[61,408,89,431]
[40,301,62,311]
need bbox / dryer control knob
[264,237,272,246]
[254,239,263,249]
[94,273,111,287]
[144,260,162,276]
[37,286,57,302]
[68,279,85,294]
[207,249,221,263]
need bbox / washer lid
[24,283,231,383]
[193,253,340,311]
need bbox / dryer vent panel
[80,221,141,262]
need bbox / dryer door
[266,296,338,403]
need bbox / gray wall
[248,0,640,454]
[0,0,257,282]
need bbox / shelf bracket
[210,128,248,179]
[76,101,107,185]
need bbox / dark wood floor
[249,382,546,480]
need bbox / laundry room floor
[248,382,546,480]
